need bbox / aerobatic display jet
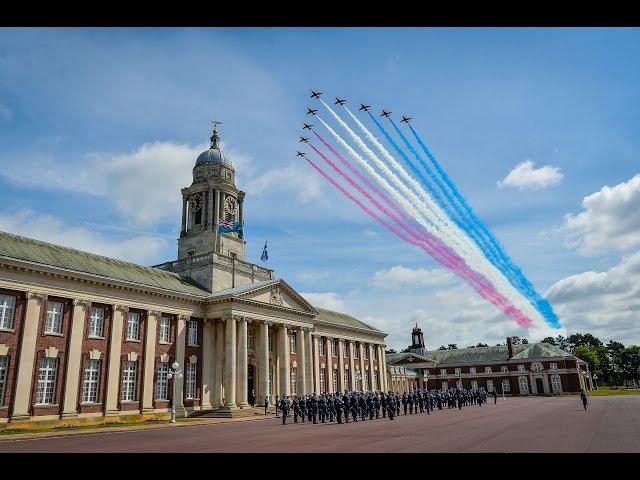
[334,97,346,106]
[359,104,371,111]
[381,110,392,118]
[400,115,412,124]
[299,136,309,143]
[296,151,306,157]
[303,123,314,130]
[307,107,318,115]
[310,90,322,99]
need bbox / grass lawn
[589,387,640,396]
[0,417,179,436]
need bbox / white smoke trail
[316,105,545,327]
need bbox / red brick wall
[0,289,27,419]
[30,296,74,417]
[78,303,111,415]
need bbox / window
[331,369,337,393]
[268,364,273,395]
[89,307,104,337]
[441,381,448,390]
[126,312,140,341]
[355,371,362,392]
[354,343,360,359]
[247,327,255,351]
[268,331,273,352]
[122,361,137,401]
[36,357,58,405]
[487,379,494,392]
[551,375,561,392]
[470,367,476,374]
[501,365,508,373]
[290,367,297,394]
[343,341,349,358]
[343,369,350,390]
[0,295,15,330]
[82,359,100,403]
[364,370,369,391]
[550,363,558,371]
[502,379,510,392]
[372,370,378,390]
[440,369,447,376]
[290,334,296,354]
[45,301,63,334]
[518,376,529,393]
[364,344,369,359]
[425,369,430,376]
[471,380,478,391]
[318,338,325,356]
[331,339,337,357]
[187,321,198,346]
[186,364,197,399]
[0,356,7,405]
[454,368,461,376]
[319,368,326,394]
[517,364,525,373]
[532,362,543,373]
[156,362,169,400]
[159,317,171,344]
[456,380,462,389]
[373,347,378,360]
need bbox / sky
[1,28,639,351]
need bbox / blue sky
[1,28,640,350]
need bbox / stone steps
[191,407,276,419]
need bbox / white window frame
[470,367,476,375]
[0,295,16,331]
[364,370,369,391]
[531,362,543,373]
[343,341,349,358]
[354,343,359,359]
[343,369,350,390]
[487,379,494,392]
[268,331,273,352]
[454,368,461,376]
[82,359,100,403]
[501,365,508,373]
[35,357,58,405]
[0,356,8,405]
[471,379,478,391]
[247,326,255,351]
[45,301,63,334]
[268,363,273,395]
[485,366,492,374]
[159,317,171,344]
[440,368,447,376]
[319,368,326,394]
[441,381,448,391]
[364,344,369,359]
[518,376,529,393]
[126,312,140,341]
[502,379,511,392]
[331,339,337,357]
[89,307,105,338]
[121,361,137,401]
[290,367,297,394]
[551,375,561,392]
[156,362,170,400]
[290,334,296,354]
[331,369,338,392]
[518,364,526,373]
[319,338,325,356]
[185,364,197,399]
[550,363,558,371]
[188,321,198,347]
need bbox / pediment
[213,279,317,315]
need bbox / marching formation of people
[277,386,498,425]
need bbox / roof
[410,343,576,365]
[314,307,382,333]
[386,351,434,365]
[207,279,280,299]
[195,147,232,168]
[0,231,210,297]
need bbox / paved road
[1,395,639,452]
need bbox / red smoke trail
[305,154,533,328]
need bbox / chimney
[506,337,514,359]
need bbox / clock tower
[177,123,246,261]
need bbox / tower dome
[195,123,233,168]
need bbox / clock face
[189,194,203,212]
[224,196,237,214]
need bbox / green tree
[447,344,458,350]
[385,349,397,354]
[607,341,626,387]
[568,333,603,352]
[620,346,640,387]
[476,342,489,347]
[438,345,448,350]
[574,345,600,375]
[541,337,556,345]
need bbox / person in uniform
[402,392,408,415]
[335,394,344,424]
[387,391,396,420]
[359,393,367,421]
[380,391,387,418]
[310,393,319,424]
[300,395,307,422]
[342,391,351,423]
[264,396,269,415]
[292,395,301,423]
[328,393,335,422]
[318,394,326,423]
[492,389,498,404]
[406,391,414,414]
[580,390,588,411]
[350,392,359,422]
[281,395,291,425]
[373,391,381,419]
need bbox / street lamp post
[167,361,183,423]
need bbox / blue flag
[261,241,268,262]
[218,220,243,234]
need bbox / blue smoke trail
[405,123,560,328]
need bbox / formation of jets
[299,90,411,157]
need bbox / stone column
[142,310,160,411]
[295,328,306,395]
[175,315,187,414]
[201,318,214,410]
[258,321,270,405]
[278,324,290,397]
[181,196,187,234]
[103,304,127,416]
[338,339,345,393]
[368,343,375,390]
[223,316,237,408]
[304,327,313,394]
[378,345,387,391]
[312,335,320,394]
[59,299,92,417]
[214,190,221,252]
[236,317,249,408]
[349,341,356,391]
[359,343,366,391]
[214,320,224,407]
[207,189,214,231]
[12,292,47,419]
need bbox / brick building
[386,325,593,395]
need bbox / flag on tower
[218,219,243,234]
[261,241,268,262]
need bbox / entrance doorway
[535,378,544,395]
[248,364,255,406]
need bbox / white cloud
[246,162,325,204]
[545,251,640,344]
[497,160,564,191]
[0,104,13,121]
[300,292,345,312]
[0,209,167,265]
[371,265,454,290]
[563,173,640,255]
